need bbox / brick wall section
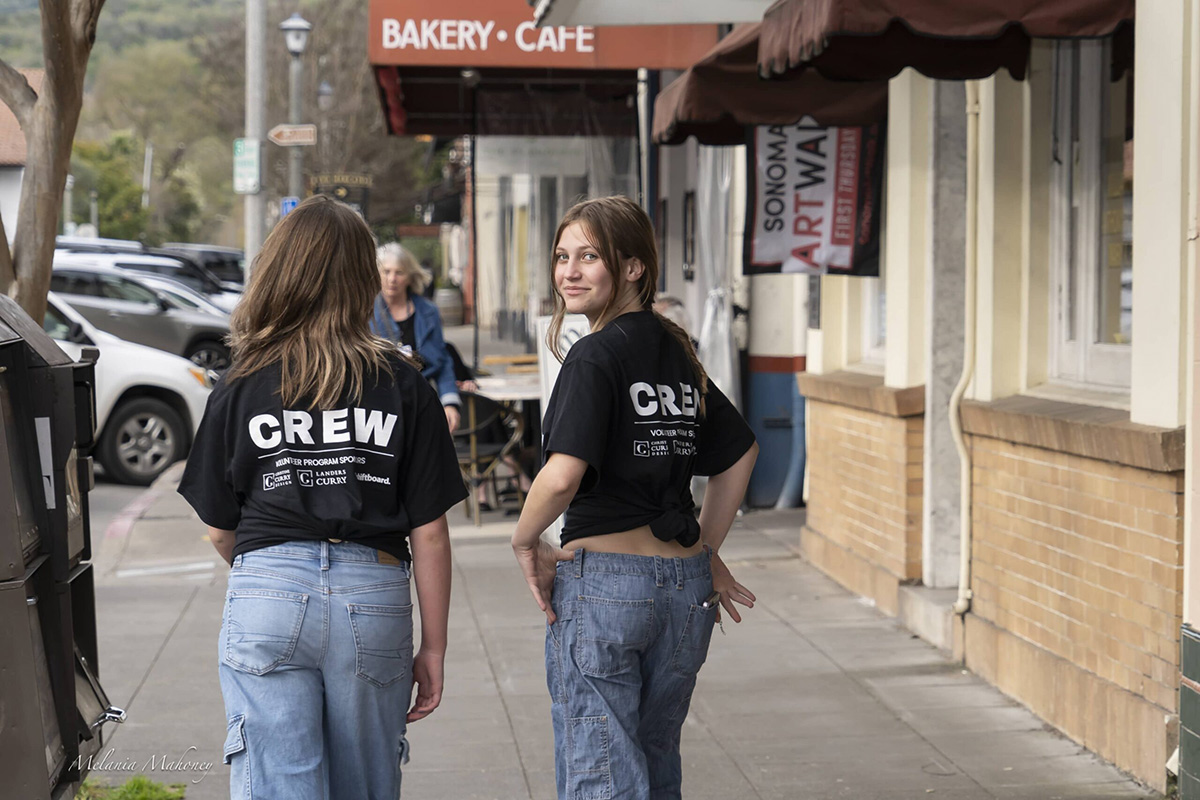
[807,399,923,585]
[969,434,1184,715]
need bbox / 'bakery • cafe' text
[380,18,596,54]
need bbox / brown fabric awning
[374,66,639,137]
[653,23,888,146]
[758,0,1135,81]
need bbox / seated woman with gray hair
[371,242,462,431]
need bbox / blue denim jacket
[370,293,460,407]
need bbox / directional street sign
[281,196,300,217]
[233,138,261,194]
[268,124,317,147]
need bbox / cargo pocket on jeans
[348,603,414,688]
[224,715,251,799]
[568,715,612,800]
[671,603,717,677]
[223,590,308,675]
[575,596,653,678]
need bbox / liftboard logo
[380,18,597,54]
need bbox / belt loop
[321,541,330,571]
[674,557,684,590]
[574,547,583,578]
[654,556,664,588]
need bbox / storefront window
[1050,40,1132,388]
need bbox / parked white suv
[43,293,212,485]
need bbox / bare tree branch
[71,0,107,68]
[0,60,36,130]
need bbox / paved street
[83,465,1160,799]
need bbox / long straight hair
[227,195,394,409]
[547,195,708,414]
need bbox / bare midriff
[562,525,704,558]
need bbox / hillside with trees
[4,0,436,246]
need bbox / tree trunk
[0,0,104,323]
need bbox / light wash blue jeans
[218,540,413,800]
[546,549,717,800]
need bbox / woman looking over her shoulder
[177,196,465,799]
[512,196,758,800]
[371,242,463,431]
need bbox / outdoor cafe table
[474,373,541,402]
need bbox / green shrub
[76,776,186,800]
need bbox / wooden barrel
[434,287,464,326]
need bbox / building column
[923,81,967,588]
[970,71,1026,402]
[474,174,503,330]
[1167,0,1200,795]
[1132,0,1190,431]
[884,69,932,390]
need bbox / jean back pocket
[576,596,654,678]
[223,590,308,675]
[348,603,414,688]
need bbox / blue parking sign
[281,196,300,216]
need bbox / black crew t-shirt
[178,353,467,562]
[542,311,756,547]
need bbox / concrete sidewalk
[84,467,1159,799]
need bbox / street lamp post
[280,13,312,201]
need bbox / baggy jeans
[546,549,717,800]
[218,540,413,799]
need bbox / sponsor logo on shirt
[263,470,292,491]
[633,440,650,457]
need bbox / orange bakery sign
[368,0,718,70]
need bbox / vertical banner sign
[744,119,884,276]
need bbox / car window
[119,261,205,292]
[43,304,72,340]
[51,271,101,297]
[99,275,159,304]
[158,288,201,310]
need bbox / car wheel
[186,340,230,372]
[98,397,187,486]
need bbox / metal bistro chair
[453,391,526,526]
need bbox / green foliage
[0,0,243,71]
[76,775,186,800]
[40,0,440,245]
[71,135,149,241]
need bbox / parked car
[160,243,245,286]
[54,250,242,312]
[50,262,232,371]
[55,234,144,253]
[42,293,213,485]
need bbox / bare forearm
[208,527,236,566]
[513,480,575,549]
[409,516,452,655]
[698,444,758,553]
[513,454,585,550]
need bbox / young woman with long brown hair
[512,196,759,799]
[178,196,465,798]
